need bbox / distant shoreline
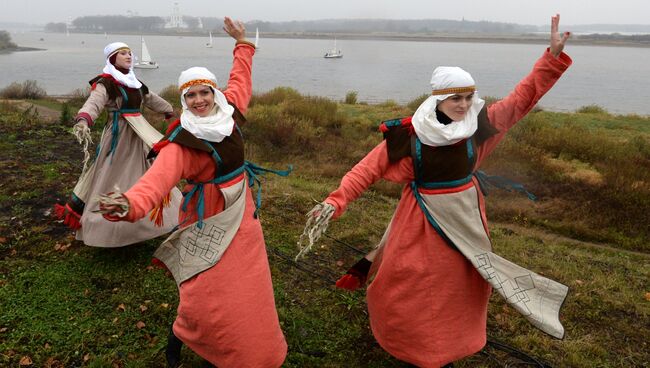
[0,46,45,54]
[61,30,650,48]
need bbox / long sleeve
[75,84,109,126]
[325,141,413,219]
[223,42,255,113]
[143,90,174,118]
[476,49,572,165]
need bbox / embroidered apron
[410,136,569,339]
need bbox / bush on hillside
[344,91,358,104]
[159,84,181,108]
[577,104,607,114]
[0,80,47,99]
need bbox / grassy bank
[0,89,648,367]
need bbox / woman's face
[114,49,132,69]
[184,85,215,117]
[437,91,474,121]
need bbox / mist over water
[2,31,650,115]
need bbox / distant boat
[206,31,213,48]
[254,28,259,49]
[134,37,159,69]
[324,37,342,59]
[104,32,108,38]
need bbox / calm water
[2,31,650,115]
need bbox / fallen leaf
[84,289,90,296]
[44,342,51,349]
[145,265,154,271]
[117,304,126,312]
[336,260,344,267]
[83,354,91,362]
[0,237,6,244]
[19,356,33,366]
[0,327,8,333]
[112,288,119,293]
[136,321,146,329]
[575,279,584,285]
[645,292,650,302]
[160,303,169,309]
[144,300,152,304]
[10,248,17,256]
[112,317,119,323]
[139,305,148,312]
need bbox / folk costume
[100,42,288,367]
[54,42,181,247]
[310,49,572,367]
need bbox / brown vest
[383,107,498,183]
[89,76,149,110]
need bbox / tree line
[45,16,539,34]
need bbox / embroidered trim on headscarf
[179,79,218,91]
[432,86,476,96]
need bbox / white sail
[140,37,152,62]
[255,28,259,48]
[206,31,213,48]
[134,37,158,69]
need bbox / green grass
[0,89,648,367]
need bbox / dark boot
[165,326,183,368]
[201,359,216,367]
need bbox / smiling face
[184,85,215,117]
[113,49,132,69]
[437,91,474,121]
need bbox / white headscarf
[102,42,142,89]
[178,67,235,143]
[412,66,485,147]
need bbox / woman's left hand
[550,13,571,58]
[223,16,246,43]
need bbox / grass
[0,89,648,367]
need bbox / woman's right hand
[223,16,246,43]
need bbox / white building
[164,2,189,29]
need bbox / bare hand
[550,13,571,58]
[223,17,246,42]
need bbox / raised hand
[223,16,246,42]
[550,13,571,58]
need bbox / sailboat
[254,28,259,49]
[323,37,342,59]
[134,37,159,69]
[206,31,213,48]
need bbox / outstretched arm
[477,14,572,164]
[222,17,255,113]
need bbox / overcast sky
[2,0,649,26]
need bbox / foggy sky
[2,0,649,26]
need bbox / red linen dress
[325,50,572,367]
[119,43,287,367]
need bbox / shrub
[407,94,429,111]
[159,84,181,108]
[577,104,607,114]
[344,91,358,104]
[60,102,72,124]
[0,80,47,99]
[66,87,90,107]
[251,87,302,107]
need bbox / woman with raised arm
[54,40,181,247]
[97,17,287,368]
[299,14,572,368]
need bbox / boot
[165,326,183,368]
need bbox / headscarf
[178,67,235,143]
[102,42,142,89]
[411,66,485,146]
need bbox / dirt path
[0,99,61,123]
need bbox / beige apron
[419,183,568,339]
[154,178,247,286]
